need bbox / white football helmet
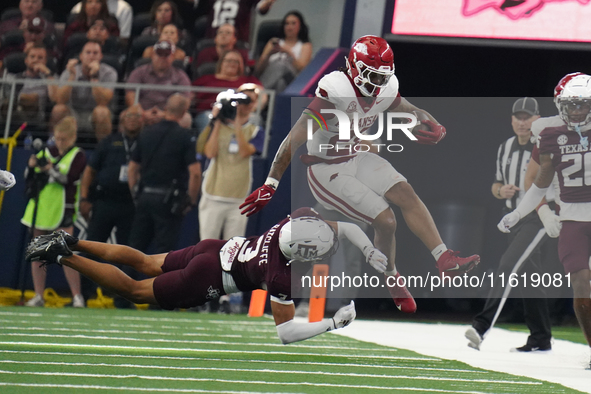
[556,74,591,129]
[279,217,338,264]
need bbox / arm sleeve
[515,184,548,218]
[275,319,334,344]
[337,221,373,255]
[67,150,87,185]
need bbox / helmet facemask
[348,54,394,97]
[558,99,591,129]
[279,217,339,265]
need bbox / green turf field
[0,306,584,393]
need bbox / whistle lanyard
[123,137,136,163]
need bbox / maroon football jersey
[203,0,259,43]
[538,125,591,203]
[229,208,321,302]
[230,218,292,301]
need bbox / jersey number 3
[562,152,591,187]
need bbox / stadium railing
[0,78,275,158]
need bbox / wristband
[264,177,279,190]
[536,201,548,212]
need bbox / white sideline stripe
[0,351,485,373]
[336,320,591,394]
[0,333,396,352]
[0,342,437,360]
[0,383,290,394]
[0,371,501,393]
[0,360,533,384]
[0,326,244,338]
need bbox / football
[411,111,432,137]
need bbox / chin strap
[574,125,589,150]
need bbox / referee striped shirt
[495,136,533,210]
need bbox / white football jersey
[307,71,400,160]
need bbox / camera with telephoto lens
[215,89,252,121]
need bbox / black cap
[512,97,539,116]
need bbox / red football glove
[240,184,276,216]
[414,120,446,145]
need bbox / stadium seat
[126,35,157,74]
[62,32,88,68]
[102,36,122,55]
[1,30,24,48]
[3,52,26,74]
[195,38,215,54]
[102,54,125,80]
[194,15,208,41]
[131,13,152,40]
[194,62,217,78]
[253,20,282,59]
[1,8,54,22]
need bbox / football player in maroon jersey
[499,74,591,364]
[240,35,480,314]
[25,208,389,344]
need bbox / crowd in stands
[0,0,313,147]
[0,0,314,307]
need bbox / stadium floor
[0,306,586,394]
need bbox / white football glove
[0,170,16,191]
[331,300,356,330]
[363,247,387,273]
[537,204,561,238]
[497,211,521,233]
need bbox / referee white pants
[198,194,248,240]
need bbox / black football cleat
[30,230,79,248]
[26,232,73,266]
[510,343,551,352]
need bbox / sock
[384,268,397,276]
[431,244,447,261]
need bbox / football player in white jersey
[241,36,480,313]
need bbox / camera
[215,90,252,121]
[32,138,48,167]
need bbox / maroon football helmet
[346,35,394,97]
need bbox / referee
[466,97,553,352]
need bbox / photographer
[20,116,86,307]
[197,84,264,240]
[127,94,201,254]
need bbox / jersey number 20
[562,152,591,187]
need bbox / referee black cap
[512,97,539,116]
